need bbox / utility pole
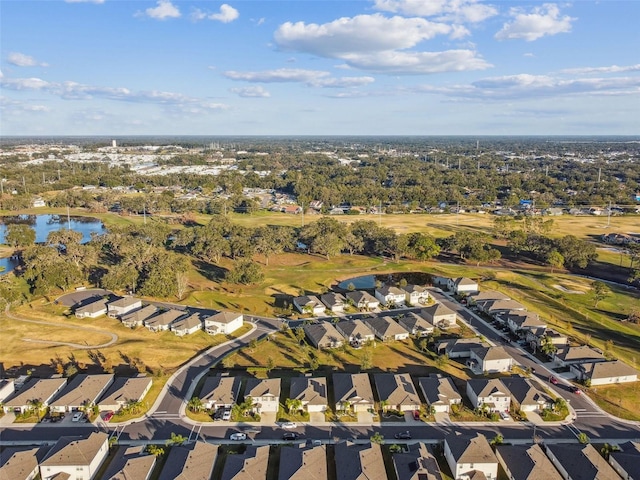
[67,206,71,230]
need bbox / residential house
[320,292,347,313]
[478,299,526,317]
[609,441,640,480]
[289,376,328,413]
[107,296,142,318]
[571,360,638,386]
[199,375,240,410]
[158,441,218,480]
[468,346,514,374]
[345,291,380,310]
[553,345,606,367]
[393,443,443,480]
[97,376,152,412]
[3,377,67,414]
[278,444,327,480]
[466,379,511,413]
[398,312,434,337]
[101,445,156,480]
[120,304,157,328]
[39,432,109,480]
[304,322,344,349]
[293,296,326,316]
[403,285,430,306]
[501,376,551,413]
[49,374,114,414]
[171,313,203,336]
[495,444,562,480]
[374,373,421,412]
[544,207,564,216]
[333,373,374,413]
[334,442,387,480]
[144,309,185,332]
[506,311,546,336]
[545,444,620,480]
[420,304,457,328]
[0,446,48,480]
[221,445,269,480]
[364,316,409,341]
[203,311,243,335]
[418,375,462,413]
[526,328,568,352]
[0,379,15,403]
[244,378,281,414]
[448,277,479,295]
[32,198,46,208]
[335,319,375,345]
[436,338,489,359]
[444,433,498,480]
[374,285,407,307]
[467,290,510,306]
[75,298,108,319]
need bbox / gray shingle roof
[335,441,387,480]
[50,374,114,409]
[365,316,408,338]
[40,432,108,468]
[0,446,48,480]
[374,373,420,407]
[418,375,461,406]
[245,378,281,399]
[199,376,241,406]
[101,446,156,480]
[221,445,269,480]
[278,444,327,480]
[333,373,374,405]
[610,441,640,480]
[393,443,443,480]
[4,377,67,408]
[304,322,344,348]
[446,434,497,465]
[546,444,620,480]
[290,377,328,406]
[97,376,152,408]
[335,319,375,341]
[158,442,218,480]
[496,444,562,480]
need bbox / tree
[146,444,165,456]
[5,224,35,248]
[187,396,203,413]
[577,432,590,444]
[540,335,557,357]
[591,280,610,307]
[360,348,373,370]
[295,327,306,344]
[555,235,597,269]
[266,356,275,372]
[226,259,264,284]
[545,250,565,273]
[285,398,302,414]
[370,432,384,444]
[407,232,440,261]
[490,433,504,445]
[166,432,187,446]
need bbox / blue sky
[1,0,639,135]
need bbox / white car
[222,409,232,421]
[281,422,297,429]
[499,411,511,421]
[71,412,84,422]
[229,432,247,441]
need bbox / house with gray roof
[403,284,430,305]
[477,299,526,317]
[364,316,409,341]
[304,322,344,349]
[120,304,157,328]
[501,376,551,413]
[170,313,203,336]
[333,373,374,413]
[375,285,406,306]
[0,379,15,404]
[245,378,281,414]
[107,296,142,318]
[418,375,462,413]
[420,303,457,328]
[144,309,185,332]
[436,338,489,359]
[399,312,434,337]
[393,443,443,480]
[101,446,156,480]
[221,445,269,480]
[468,346,514,374]
[545,444,620,480]
[467,290,510,305]
[609,441,640,480]
[50,374,114,413]
[444,434,498,480]
[570,360,638,386]
[335,319,375,345]
[345,291,380,310]
[374,373,421,412]
[278,444,327,480]
[0,446,48,480]
[448,277,479,295]
[526,328,568,352]
[335,441,387,480]
[553,345,606,367]
[97,376,152,412]
[199,375,241,410]
[3,377,67,414]
[158,441,218,480]
[293,295,325,316]
[203,311,243,335]
[39,432,109,480]
[466,379,511,413]
[495,444,562,480]
[75,298,108,319]
[506,311,546,336]
[289,376,328,413]
[320,292,347,313]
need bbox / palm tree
[285,398,302,414]
[187,396,203,413]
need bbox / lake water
[0,215,105,274]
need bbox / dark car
[213,407,225,420]
[283,432,299,441]
[569,386,582,394]
[394,431,411,440]
[412,410,420,421]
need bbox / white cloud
[495,4,575,41]
[141,0,180,20]
[230,86,271,98]
[7,52,49,67]
[224,68,375,87]
[192,4,239,23]
[373,0,498,23]
[560,64,640,75]
[341,50,490,74]
[0,96,50,114]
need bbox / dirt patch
[553,284,585,294]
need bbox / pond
[0,214,105,274]
[338,272,433,290]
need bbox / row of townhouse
[1,374,152,414]
[196,371,550,418]
[3,432,638,480]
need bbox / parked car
[283,432,299,441]
[213,407,225,420]
[549,376,558,385]
[569,386,582,394]
[281,422,297,429]
[103,411,114,422]
[229,432,247,441]
[222,409,232,421]
[394,431,412,439]
[72,412,84,422]
[412,410,420,421]
[499,411,511,420]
